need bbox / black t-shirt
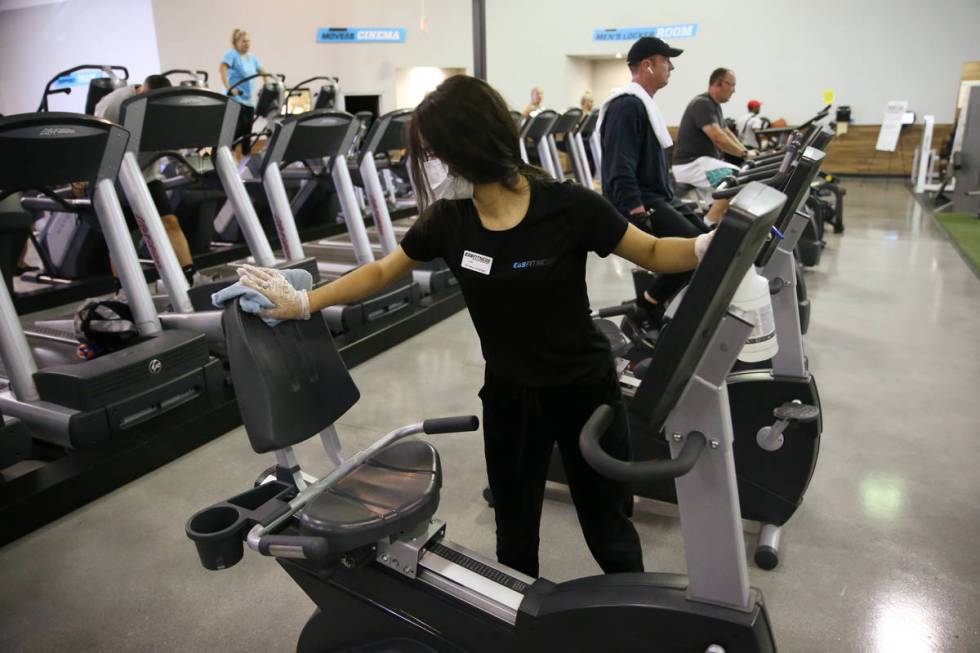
[599,95,674,215]
[673,93,725,165]
[400,177,629,387]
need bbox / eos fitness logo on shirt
[512,258,554,270]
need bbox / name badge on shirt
[461,250,493,275]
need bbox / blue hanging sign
[316,27,407,43]
[592,24,698,42]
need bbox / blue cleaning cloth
[211,268,314,327]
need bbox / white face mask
[423,157,474,200]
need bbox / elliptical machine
[186,183,788,652]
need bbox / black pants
[233,103,255,154]
[632,196,708,303]
[481,368,643,578]
[146,179,174,215]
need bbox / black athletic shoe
[621,305,662,349]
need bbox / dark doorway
[344,94,381,119]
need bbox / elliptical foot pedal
[773,402,819,422]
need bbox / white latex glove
[694,230,716,262]
[238,264,311,320]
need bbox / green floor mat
[935,212,980,276]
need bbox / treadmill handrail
[285,75,339,99]
[227,72,286,94]
[161,69,210,86]
[37,65,130,112]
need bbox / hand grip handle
[422,415,479,434]
[595,302,636,318]
[579,406,707,483]
[257,535,329,565]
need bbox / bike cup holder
[186,480,294,570]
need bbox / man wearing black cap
[598,37,718,328]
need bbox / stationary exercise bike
[186,183,788,652]
[544,137,829,570]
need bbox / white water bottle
[732,266,778,362]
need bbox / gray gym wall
[0,0,162,115]
[485,0,980,125]
[3,0,980,127]
[150,0,471,116]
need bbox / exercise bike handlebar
[744,137,801,167]
[579,405,707,483]
[798,104,832,130]
[592,302,636,318]
[257,534,331,566]
[712,138,800,199]
[734,161,785,184]
[423,415,480,434]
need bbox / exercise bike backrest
[222,300,360,454]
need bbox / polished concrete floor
[2,180,979,652]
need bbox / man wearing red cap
[736,99,765,149]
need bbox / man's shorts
[672,156,737,189]
[672,156,737,204]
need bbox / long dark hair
[407,75,545,211]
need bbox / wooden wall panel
[962,61,980,83]
[821,124,954,176]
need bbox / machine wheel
[254,465,277,487]
[754,544,779,570]
[482,486,495,509]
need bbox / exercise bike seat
[299,440,442,554]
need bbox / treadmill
[0,409,35,483]
[569,110,599,187]
[257,109,420,332]
[2,65,133,314]
[518,110,559,176]
[313,109,457,296]
[0,112,225,453]
[543,108,583,183]
[112,86,318,347]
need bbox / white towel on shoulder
[597,82,673,149]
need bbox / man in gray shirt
[672,68,754,209]
[94,74,171,124]
[94,74,197,285]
